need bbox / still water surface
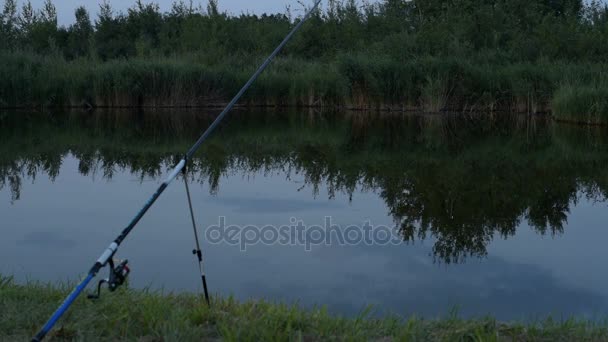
[1,110,608,320]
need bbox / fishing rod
[32,1,322,340]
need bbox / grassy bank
[2,276,608,341]
[2,51,608,123]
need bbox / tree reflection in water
[1,109,607,264]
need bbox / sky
[1,0,366,26]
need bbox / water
[1,109,608,321]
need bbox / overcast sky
[1,0,367,26]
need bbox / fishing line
[32,1,322,340]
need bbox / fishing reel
[88,258,130,300]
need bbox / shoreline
[4,105,603,127]
[2,276,607,341]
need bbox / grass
[2,51,608,124]
[2,275,608,341]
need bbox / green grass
[2,275,608,341]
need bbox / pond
[1,109,608,321]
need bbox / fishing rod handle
[33,240,119,341]
[32,273,95,342]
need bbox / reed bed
[2,51,608,123]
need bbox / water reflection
[1,109,607,265]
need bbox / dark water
[1,109,608,321]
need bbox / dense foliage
[1,0,608,118]
[2,0,608,62]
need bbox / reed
[553,82,608,124]
[2,51,608,123]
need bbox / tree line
[1,0,608,62]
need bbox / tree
[127,0,163,56]
[65,7,93,58]
[18,1,36,33]
[0,0,18,49]
[207,0,220,16]
[95,0,135,60]
[543,0,584,17]
[25,0,59,53]
[160,0,195,55]
[171,0,194,17]
[40,0,57,26]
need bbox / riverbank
[1,276,607,341]
[1,52,608,125]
